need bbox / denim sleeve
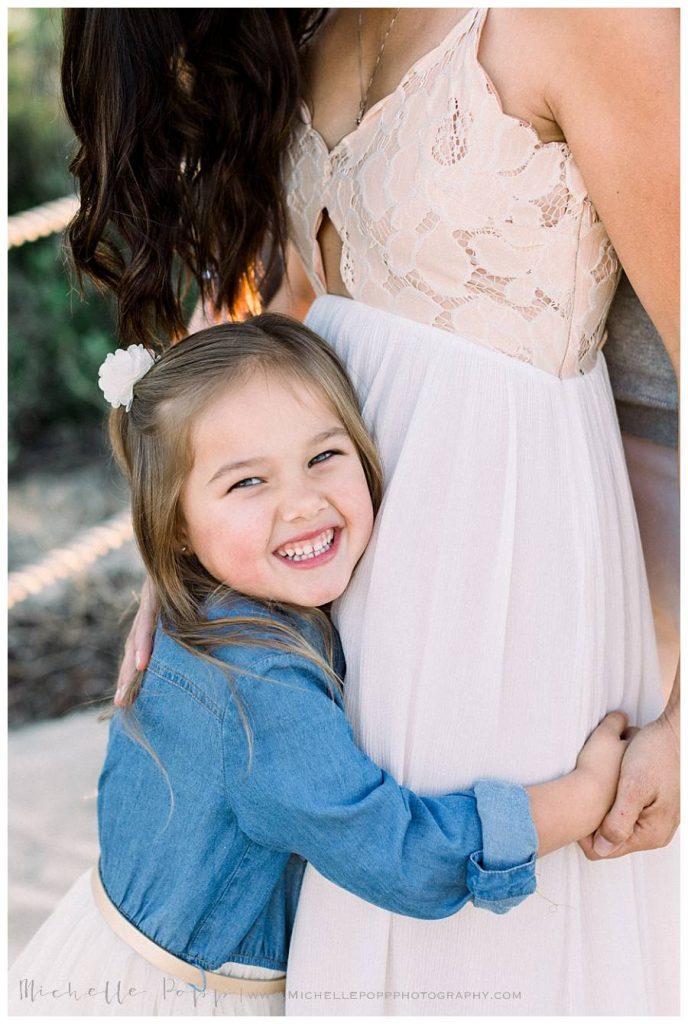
[221,652,537,919]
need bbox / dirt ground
[8,708,106,965]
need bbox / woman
[605,273,679,701]
[61,8,679,1015]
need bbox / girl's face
[179,368,375,607]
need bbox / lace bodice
[283,8,621,378]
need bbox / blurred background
[8,8,144,963]
[9,8,144,726]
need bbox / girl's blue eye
[309,449,342,467]
[228,477,262,492]
[227,450,344,490]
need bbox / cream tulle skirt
[8,870,285,1016]
[285,296,679,1016]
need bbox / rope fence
[9,193,138,609]
[8,511,134,610]
[8,194,78,249]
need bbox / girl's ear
[176,522,192,557]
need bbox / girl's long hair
[61,9,325,346]
[108,315,383,771]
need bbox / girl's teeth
[278,529,335,561]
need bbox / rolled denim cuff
[467,850,537,913]
[467,779,538,913]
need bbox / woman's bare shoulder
[537,8,678,363]
[483,7,677,148]
[520,7,678,90]
[509,6,677,45]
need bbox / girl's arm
[221,650,629,919]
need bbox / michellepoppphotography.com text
[287,989,522,1002]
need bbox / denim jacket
[97,596,538,973]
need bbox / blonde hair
[108,314,384,769]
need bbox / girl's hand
[114,575,159,706]
[526,712,637,857]
[575,711,638,815]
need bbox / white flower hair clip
[98,344,157,411]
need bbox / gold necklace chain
[356,9,400,127]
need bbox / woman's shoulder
[505,7,677,88]
[480,7,676,136]
[499,6,676,44]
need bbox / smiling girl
[178,368,373,610]
[8,315,633,1016]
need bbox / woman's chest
[287,7,584,301]
[303,8,474,155]
[284,51,584,303]
[302,8,563,161]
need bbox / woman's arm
[546,8,679,368]
[181,239,316,340]
[221,651,630,918]
[541,7,680,856]
[265,241,317,321]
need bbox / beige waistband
[90,867,286,996]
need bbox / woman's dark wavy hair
[61,9,325,346]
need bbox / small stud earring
[181,545,188,553]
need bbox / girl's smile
[274,525,342,567]
[179,368,374,607]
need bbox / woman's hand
[578,710,679,860]
[114,575,159,706]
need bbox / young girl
[9,314,634,1016]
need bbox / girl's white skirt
[8,870,285,1016]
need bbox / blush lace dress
[282,8,678,1016]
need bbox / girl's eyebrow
[206,426,349,486]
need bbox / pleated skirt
[286,296,679,1016]
[8,870,286,1016]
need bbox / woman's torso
[285,7,621,378]
[297,8,567,298]
[282,11,677,1015]
[288,7,677,698]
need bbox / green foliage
[8,10,204,468]
[8,8,117,466]
[8,239,117,463]
[8,9,73,212]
